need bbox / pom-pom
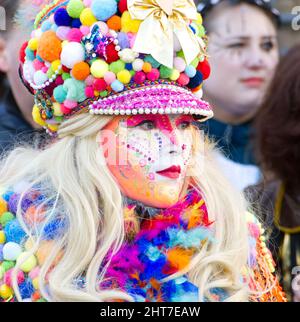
[41,20,52,32]
[53,102,63,117]
[147,68,159,81]
[106,43,119,63]
[159,65,172,79]
[4,268,25,287]
[117,69,131,84]
[142,62,152,73]
[19,42,28,64]
[32,105,46,127]
[196,59,211,80]
[4,219,26,244]
[91,59,109,78]
[121,11,141,33]
[118,0,128,13]
[72,61,90,80]
[28,38,39,51]
[111,80,124,92]
[60,104,72,114]
[33,71,48,85]
[117,32,129,49]
[3,242,22,261]
[72,18,82,28]
[37,30,62,62]
[25,48,35,61]
[133,71,146,84]
[56,26,71,40]
[104,71,116,84]
[109,60,125,74]
[61,42,85,68]
[132,58,143,72]
[54,85,68,103]
[118,48,138,63]
[33,59,44,71]
[83,0,92,5]
[173,57,186,73]
[188,71,203,89]
[144,55,160,68]
[85,75,94,86]
[177,73,190,86]
[170,69,180,81]
[85,86,95,97]
[91,0,117,21]
[67,0,85,18]
[67,28,83,42]
[19,279,34,299]
[0,284,13,299]
[51,60,61,73]
[80,25,90,36]
[54,8,72,27]
[16,252,37,273]
[80,8,97,26]
[64,100,77,109]
[64,78,87,102]
[184,65,196,78]
[107,15,121,31]
[93,78,107,91]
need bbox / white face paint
[101,114,196,208]
[203,3,279,123]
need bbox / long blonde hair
[0,113,250,302]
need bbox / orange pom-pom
[37,30,62,62]
[72,61,90,80]
[142,62,152,73]
[107,15,121,31]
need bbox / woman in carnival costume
[0,0,286,302]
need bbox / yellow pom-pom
[121,11,141,33]
[28,38,39,51]
[51,60,61,73]
[48,124,59,132]
[53,103,63,117]
[0,197,7,215]
[80,8,97,26]
[90,59,109,78]
[62,40,69,48]
[117,70,131,84]
[0,284,13,300]
[32,105,46,127]
[0,230,5,244]
[24,237,35,251]
[170,69,180,81]
[196,13,203,25]
[17,252,37,273]
[32,277,39,290]
[94,90,100,97]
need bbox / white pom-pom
[61,42,85,69]
[132,58,144,72]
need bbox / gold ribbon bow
[128,0,204,68]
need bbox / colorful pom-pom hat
[19,0,213,135]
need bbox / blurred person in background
[0,0,49,153]
[197,0,280,190]
[246,44,300,302]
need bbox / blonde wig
[0,113,251,302]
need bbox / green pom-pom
[109,60,125,74]
[55,116,64,122]
[53,85,67,103]
[100,90,108,97]
[0,212,15,226]
[129,70,135,76]
[67,0,85,19]
[1,261,15,272]
[159,65,173,79]
[198,25,206,37]
[62,72,71,81]
[63,78,86,102]
[47,68,54,78]
[144,55,161,68]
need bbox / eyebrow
[223,35,277,41]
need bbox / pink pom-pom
[67,29,83,42]
[177,73,190,86]
[174,57,186,73]
[93,78,107,91]
[41,67,48,73]
[85,86,94,98]
[60,104,72,114]
[147,68,160,81]
[104,71,116,85]
[4,269,25,287]
[80,26,90,36]
[133,71,146,84]
[85,75,95,86]
[33,59,44,71]
[29,267,40,280]
[83,0,92,6]
[55,75,64,85]
[128,32,137,49]
[64,100,77,109]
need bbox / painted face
[204,4,279,122]
[101,114,196,208]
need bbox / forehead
[209,4,277,39]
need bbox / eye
[228,43,245,49]
[261,41,275,52]
[135,120,156,130]
[177,121,191,130]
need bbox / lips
[156,165,181,179]
[241,77,265,87]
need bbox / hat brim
[88,84,213,122]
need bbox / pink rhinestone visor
[88,83,213,121]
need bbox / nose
[244,44,265,70]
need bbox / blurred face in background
[203,3,279,124]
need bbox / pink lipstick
[156,165,181,179]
